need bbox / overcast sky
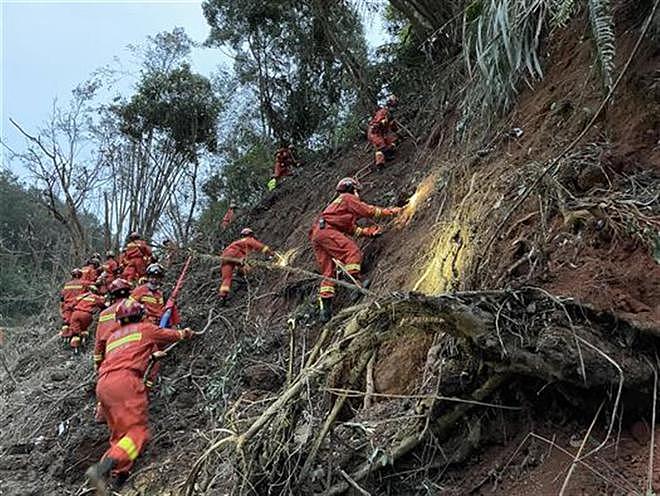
[1,0,387,179]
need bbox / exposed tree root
[185,288,659,495]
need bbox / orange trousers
[97,371,149,476]
[219,262,236,297]
[311,226,362,299]
[68,310,93,345]
[367,128,397,166]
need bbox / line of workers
[65,96,401,493]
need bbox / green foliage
[116,63,222,154]
[0,172,102,318]
[587,0,616,92]
[202,0,371,144]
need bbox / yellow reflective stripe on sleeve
[261,246,270,253]
[117,436,139,461]
[354,227,364,237]
[141,296,158,303]
[64,285,83,290]
[106,332,142,353]
[320,285,336,294]
[345,264,361,272]
[93,354,103,362]
[98,313,116,322]
[331,196,343,205]
[373,207,383,219]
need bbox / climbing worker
[85,300,194,493]
[367,94,399,168]
[128,263,165,324]
[221,202,237,231]
[101,251,119,285]
[309,177,402,322]
[94,279,132,371]
[81,257,101,284]
[219,228,274,303]
[59,268,89,339]
[93,278,132,423]
[161,239,177,268]
[68,285,106,352]
[120,232,153,283]
[273,143,299,180]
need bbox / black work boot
[319,298,333,323]
[85,457,116,496]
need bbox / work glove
[382,207,402,217]
[181,327,194,339]
[357,225,382,238]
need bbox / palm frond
[551,0,577,28]
[588,0,616,91]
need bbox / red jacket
[98,321,187,378]
[94,300,123,366]
[61,278,88,307]
[81,265,99,284]
[221,208,235,230]
[222,237,271,261]
[129,284,164,323]
[123,240,152,267]
[102,258,119,280]
[73,292,106,314]
[314,193,385,236]
[369,107,397,134]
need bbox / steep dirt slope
[0,7,659,496]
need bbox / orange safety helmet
[116,300,145,322]
[108,278,131,295]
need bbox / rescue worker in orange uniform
[161,239,177,267]
[68,285,106,351]
[219,228,274,303]
[128,263,165,324]
[59,268,89,339]
[367,95,399,168]
[94,278,132,423]
[121,233,153,283]
[81,257,101,284]
[273,144,299,183]
[101,251,119,285]
[221,203,237,231]
[85,300,194,493]
[309,177,401,321]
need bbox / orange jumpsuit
[121,240,152,283]
[60,278,88,327]
[221,207,235,230]
[367,107,398,166]
[273,148,296,179]
[96,321,187,475]
[309,193,388,299]
[81,264,99,284]
[129,284,164,324]
[69,292,106,347]
[101,258,119,285]
[219,237,271,297]
[93,300,123,423]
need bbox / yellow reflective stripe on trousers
[261,246,270,253]
[220,285,230,292]
[98,313,115,322]
[344,263,361,272]
[117,436,139,460]
[106,332,142,353]
[320,285,335,293]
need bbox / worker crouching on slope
[367,94,399,168]
[59,268,88,340]
[129,263,165,324]
[309,177,401,322]
[81,256,101,284]
[68,285,106,352]
[85,300,194,494]
[219,228,274,304]
[120,232,153,284]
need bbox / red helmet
[108,278,131,295]
[116,300,144,321]
[240,227,255,237]
[71,268,83,278]
[146,263,165,277]
[336,177,361,193]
